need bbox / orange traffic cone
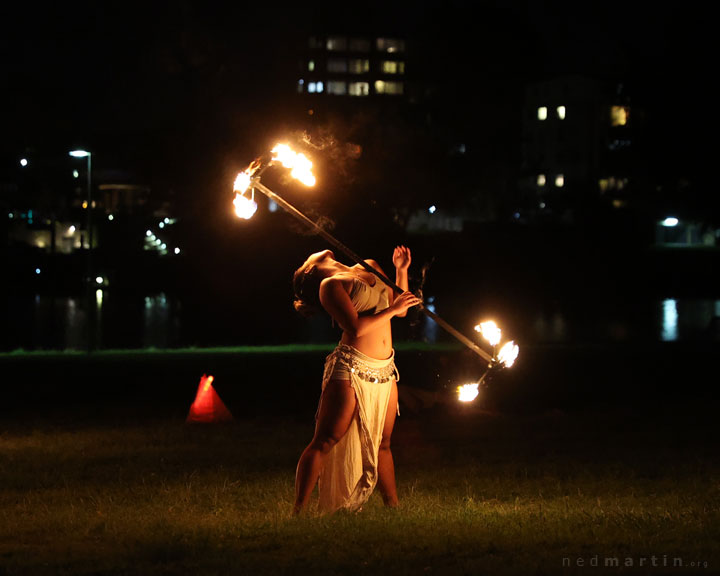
[186,375,233,423]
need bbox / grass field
[1,403,718,575]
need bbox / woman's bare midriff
[336,271,394,360]
[340,325,393,360]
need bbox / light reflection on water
[143,293,171,348]
[658,298,720,342]
[7,293,720,351]
[661,299,678,341]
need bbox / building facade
[297,34,407,100]
[518,75,639,224]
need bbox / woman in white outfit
[292,246,422,514]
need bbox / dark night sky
[1,1,714,188]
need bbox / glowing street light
[69,148,94,352]
[69,150,93,250]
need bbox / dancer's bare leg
[293,379,356,515]
[377,380,399,507]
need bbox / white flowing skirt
[317,343,398,514]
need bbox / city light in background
[1,4,717,357]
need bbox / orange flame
[271,143,316,186]
[233,171,252,195]
[497,341,519,368]
[233,192,257,219]
[475,320,501,347]
[233,158,264,196]
[457,383,480,402]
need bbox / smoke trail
[410,257,435,327]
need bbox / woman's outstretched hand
[392,245,411,271]
[390,290,423,316]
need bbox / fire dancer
[292,246,422,514]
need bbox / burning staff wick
[456,322,520,403]
[233,143,519,399]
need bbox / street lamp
[69,149,94,351]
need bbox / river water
[6,290,720,352]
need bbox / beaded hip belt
[329,344,398,384]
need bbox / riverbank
[2,341,717,421]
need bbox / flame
[457,383,480,403]
[234,171,252,195]
[233,192,258,219]
[497,340,519,368]
[271,143,316,186]
[475,320,501,347]
[233,158,263,195]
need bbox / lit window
[612,199,626,209]
[610,106,629,126]
[555,174,565,187]
[348,59,370,74]
[327,58,347,73]
[308,60,315,72]
[326,37,347,51]
[308,81,324,94]
[327,81,347,95]
[598,177,629,192]
[537,174,546,187]
[556,106,566,119]
[349,38,370,52]
[348,82,369,96]
[381,60,405,74]
[537,106,548,121]
[376,38,405,53]
[375,80,404,95]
